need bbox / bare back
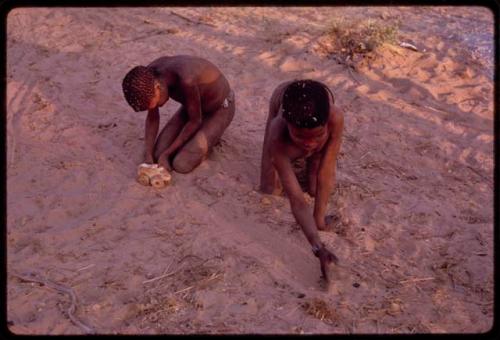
[148,55,231,114]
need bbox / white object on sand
[399,42,419,52]
[137,163,171,188]
[139,163,158,169]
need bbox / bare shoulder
[329,104,344,133]
[269,80,295,116]
[267,116,289,151]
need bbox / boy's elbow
[269,151,282,168]
[270,155,277,167]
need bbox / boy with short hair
[260,79,344,282]
[122,55,235,174]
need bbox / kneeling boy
[260,79,344,282]
[122,55,235,174]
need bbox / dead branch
[399,277,435,284]
[142,260,176,284]
[12,272,95,334]
[170,11,218,28]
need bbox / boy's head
[281,79,333,129]
[122,66,164,112]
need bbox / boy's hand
[314,244,338,282]
[316,215,332,231]
[144,153,155,164]
[158,153,172,172]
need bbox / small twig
[422,103,451,115]
[76,264,95,272]
[174,272,222,295]
[174,286,195,295]
[463,299,494,306]
[142,255,216,285]
[466,166,493,188]
[12,272,95,334]
[399,277,435,284]
[120,30,164,44]
[344,57,361,85]
[347,67,361,85]
[359,151,370,161]
[142,260,176,284]
[207,199,219,207]
[142,271,178,285]
[170,11,217,28]
[189,220,208,226]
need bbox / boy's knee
[172,158,197,174]
[172,141,208,174]
[173,152,204,173]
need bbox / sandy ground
[6,6,494,334]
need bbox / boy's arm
[144,107,160,164]
[260,114,281,194]
[314,108,344,229]
[157,82,202,170]
[272,147,338,281]
[273,151,321,246]
[260,136,277,194]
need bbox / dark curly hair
[282,80,333,129]
[122,66,156,112]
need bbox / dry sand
[6,6,494,334]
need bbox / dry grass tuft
[327,17,400,55]
[301,298,338,324]
[314,17,400,72]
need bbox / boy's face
[148,82,169,110]
[287,123,328,151]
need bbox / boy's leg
[172,94,235,173]
[153,106,188,161]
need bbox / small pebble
[353,282,360,288]
[260,197,272,205]
[390,302,401,313]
